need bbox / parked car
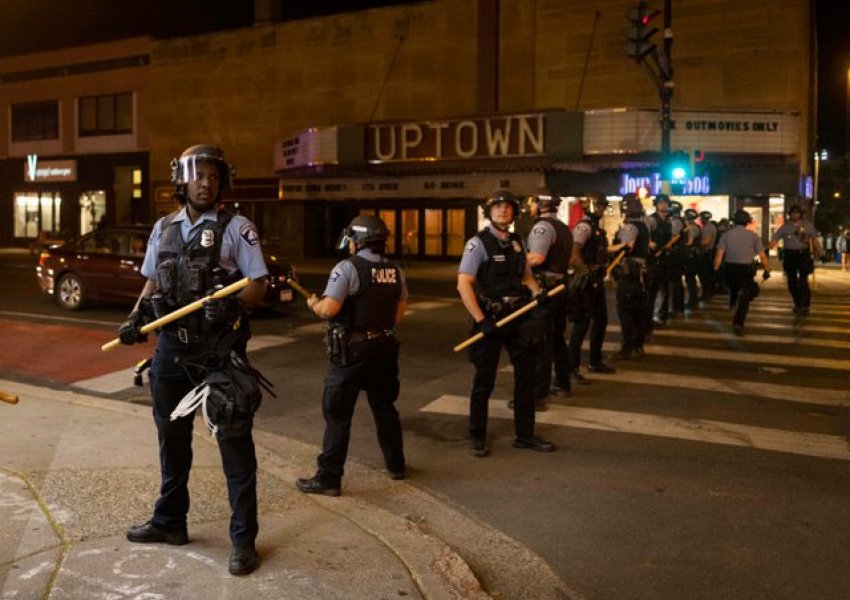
[36,225,296,311]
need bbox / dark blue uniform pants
[782,249,813,309]
[316,337,405,486]
[725,263,757,326]
[616,273,647,353]
[569,273,608,368]
[468,313,543,441]
[149,335,258,548]
[534,293,569,396]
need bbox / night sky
[0,0,847,155]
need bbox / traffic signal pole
[660,0,673,166]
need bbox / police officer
[458,190,555,457]
[698,211,717,303]
[714,209,771,335]
[646,193,673,328]
[119,145,269,576]
[569,193,616,375]
[668,201,687,315]
[526,189,573,401]
[682,208,702,309]
[297,215,407,496]
[609,193,650,360]
[714,218,731,295]
[769,204,821,315]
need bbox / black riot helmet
[684,208,699,221]
[653,193,671,208]
[581,192,609,216]
[732,209,753,226]
[699,210,712,221]
[171,144,234,190]
[529,188,561,213]
[622,193,643,217]
[670,200,683,216]
[337,215,391,252]
[482,189,520,221]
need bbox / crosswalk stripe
[71,335,295,394]
[605,324,850,347]
[584,369,850,407]
[405,300,451,316]
[421,395,850,461]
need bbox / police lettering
[371,267,397,283]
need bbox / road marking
[584,369,850,407]
[0,310,118,327]
[421,395,850,461]
[648,327,850,349]
[71,335,295,393]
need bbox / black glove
[762,270,771,281]
[534,291,551,307]
[204,296,243,325]
[118,310,148,345]
[474,317,498,337]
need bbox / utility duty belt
[479,295,524,319]
[348,329,394,343]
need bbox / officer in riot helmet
[698,211,718,303]
[682,208,703,310]
[457,189,555,457]
[646,193,673,329]
[769,204,821,315]
[526,189,573,403]
[297,214,408,496]
[119,144,270,576]
[667,201,687,313]
[608,193,650,360]
[714,209,770,335]
[568,192,616,376]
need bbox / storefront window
[446,209,465,256]
[14,192,61,238]
[425,209,443,255]
[401,209,419,256]
[79,191,106,235]
[378,209,396,255]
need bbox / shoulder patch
[531,226,547,236]
[239,222,260,247]
[329,268,343,283]
[465,240,478,254]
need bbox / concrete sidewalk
[0,379,570,599]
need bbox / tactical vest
[332,255,401,333]
[533,216,572,275]
[650,212,672,246]
[629,219,650,259]
[671,217,687,250]
[155,209,238,305]
[580,216,609,266]
[476,229,526,299]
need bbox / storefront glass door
[14,192,62,239]
[79,191,106,235]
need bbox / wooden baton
[101,277,252,352]
[452,283,566,353]
[285,277,313,300]
[0,391,19,405]
[605,250,627,278]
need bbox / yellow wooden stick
[101,277,251,352]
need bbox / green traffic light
[671,166,687,179]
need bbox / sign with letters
[24,155,77,182]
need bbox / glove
[474,317,498,337]
[118,310,148,345]
[204,295,243,325]
[762,270,771,281]
[534,291,551,307]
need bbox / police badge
[200,229,215,248]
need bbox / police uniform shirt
[700,222,718,246]
[458,225,528,277]
[686,222,701,246]
[717,226,764,264]
[618,222,639,246]
[141,206,269,280]
[323,248,408,303]
[572,218,593,247]
[671,217,685,236]
[771,219,819,250]
[526,219,557,256]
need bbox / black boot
[229,545,260,576]
[126,521,188,545]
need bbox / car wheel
[57,272,86,310]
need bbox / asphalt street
[2,250,849,599]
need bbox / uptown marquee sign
[367,113,546,162]
[24,155,77,182]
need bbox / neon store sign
[619,173,711,195]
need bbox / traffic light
[624,2,660,62]
[664,151,690,181]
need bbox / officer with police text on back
[119,145,269,576]
[713,209,770,335]
[458,190,554,457]
[769,204,820,315]
[297,215,407,496]
[569,193,616,375]
[526,189,573,402]
[698,211,717,303]
[646,194,673,328]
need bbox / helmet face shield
[170,146,234,189]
